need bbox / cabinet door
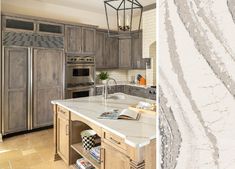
[57,112,69,164]
[132,32,145,69]
[105,35,119,69]
[119,39,132,68]
[82,28,95,54]
[65,26,82,53]
[3,47,28,134]
[95,31,105,69]
[33,49,64,128]
[101,142,130,169]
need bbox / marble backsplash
[159,0,235,169]
[95,85,156,100]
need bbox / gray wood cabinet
[65,25,95,55]
[131,32,145,69]
[119,38,132,69]
[105,35,119,68]
[65,26,82,53]
[3,47,29,134]
[33,49,64,128]
[82,28,96,54]
[95,31,106,69]
[96,31,119,69]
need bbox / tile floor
[0,129,68,169]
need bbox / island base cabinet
[101,142,130,169]
[57,110,69,165]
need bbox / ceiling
[35,0,155,14]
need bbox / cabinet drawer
[102,129,127,151]
[57,106,69,119]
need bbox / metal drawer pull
[66,124,69,135]
[59,108,66,114]
[109,137,121,145]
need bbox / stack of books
[89,146,101,163]
[75,158,94,169]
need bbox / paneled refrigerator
[1,47,64,135]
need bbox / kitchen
[0,0,156,169]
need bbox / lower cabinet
[56,107,70,164]
[101,142,130,169]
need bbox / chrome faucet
[103,78,117,99]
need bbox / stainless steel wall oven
[65,56,95,98]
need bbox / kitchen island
[52,93,156,169]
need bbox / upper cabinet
[82,28,96,55]
[3,16,35,32]
[37,22,64,35]
[65,26,83,53]
[131,31,146,69]
[96,30,144,69]
[3,16,64,36]
[105,35,119,69]
[95,30,119,69]
[65,25,96,55]
[95,31,106,69]
[119,38,132,69]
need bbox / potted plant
[97,71,109,84]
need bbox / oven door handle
[66,86,95,91]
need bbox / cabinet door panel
[83,28,95,54]
[105,36,119,68]
[95,31,105,69]
[132,32,145,69]
[119,39,132,68]
[65,26,82,53]
[57,113,69,163]
[101,142,130,169]
[3,47,28,134]
[33,49,64,128]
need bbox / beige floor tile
[0,129,68,169]
[0,160,11,169]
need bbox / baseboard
[2,125,53,139]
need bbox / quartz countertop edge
[51,94,156,148]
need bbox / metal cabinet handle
[59,108,66,114]
[100,148,105,163]
[109,137,121,145]
[66,124,69,135]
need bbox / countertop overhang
[52,93,156,148]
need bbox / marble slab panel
[159,0,235,169]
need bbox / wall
[143,8,156,86]
[159,0,235,169]
[1,0,116,29]
[143,9,156,58]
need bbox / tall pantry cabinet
[1,16,65,135]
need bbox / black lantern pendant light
[104,0,143,37]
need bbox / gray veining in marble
[159,0,235,169]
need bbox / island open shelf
[71,143,101,169]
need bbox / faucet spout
[103,78,117,99]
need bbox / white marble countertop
[52,93,156,148]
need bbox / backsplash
[95,85,156,100]
[96,69,146,84]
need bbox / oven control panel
[67,56,95,64]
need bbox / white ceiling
[35,0,155,14]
